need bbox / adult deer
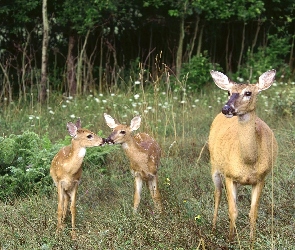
[104,113,162,213]
[208,70,278,244]
[50,118,105,239]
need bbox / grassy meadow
[0,78,295,249]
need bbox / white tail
[208,70,278,244]
[104,113,162,213]
[50,118,104,239]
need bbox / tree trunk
[251,19,262,56]
[176,16,185,78]
[225,24,230,72]
[196,23,204,57]
[237,21,246,73]
[67,34,77,96]
[187,15,200,62]
[77,30,90,95]
[39,0,49,103]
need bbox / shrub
[180,52,223,90]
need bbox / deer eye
[120,130,126,135]
[227,91,230,96]
[87,134,93,139]
[245,91,252,96]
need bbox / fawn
[104,113,162,213]
[208,69,278,245]
[50,118,105,239]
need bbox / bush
[180,52,223,90]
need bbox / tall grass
[0,74,295,249]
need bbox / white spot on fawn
[78,148,86,158]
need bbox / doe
[50,118,104,239]
[104,113,162,213]
[208,70,278,244]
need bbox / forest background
[0,0,295,100]
[1,0,295,249]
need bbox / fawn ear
[67,122,78,137]
[104,113,118,128]
[210,70,233,90]
[130,116,141,131]
[258,69,276,91]
[75,118,81,129]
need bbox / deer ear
[130,116,141,131]
[258,69,276,91]
[210,70,233,90]
[67,122,78,137]
[75,118,81,129]
[104,113,118,128]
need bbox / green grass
[1,80,295,249]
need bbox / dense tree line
[0,0,294,102]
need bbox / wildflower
[195,215,201,221]
[49,110,55,115]
[134,94,140,99]
[70,114,75,118]
[28,115,34,120]
[102,100,107,103]
[134,80,140,85]
[62,105,67,108]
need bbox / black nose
[104,137,114,144]
[222,105,234,115]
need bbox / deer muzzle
[222,93,238,117]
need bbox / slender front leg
[62,192,70,222]
[249,181,264,244]
[133,175,143,213]
[69,181,79,240]
[147,175,162,213]
[212,171,222,231]
[57,182,65,232]
[225,178,238,241]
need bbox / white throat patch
[78,148,86,158]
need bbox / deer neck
[67,140,86,172]
[122,136,138,157]
[237,110,258,164]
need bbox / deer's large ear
[210,70,233,90]
[104,113,118,128]
[258,69,276,91]
[130,116,141,131]
[67,122,78,137]
[75,118,81,129]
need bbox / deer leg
[62,192,70,222]
[212,171,222,231]
[147,174,162,213]
[133,175,143,213]
[249,181,264,244]
[225,178,238,242]
[69,181,79,240]
[56,182,65,232]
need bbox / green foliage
[234,34,292,83]
[180,52,222,90]
[272,83,295,117]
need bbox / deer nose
[104,137,114,144]
[222,105,235,115]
